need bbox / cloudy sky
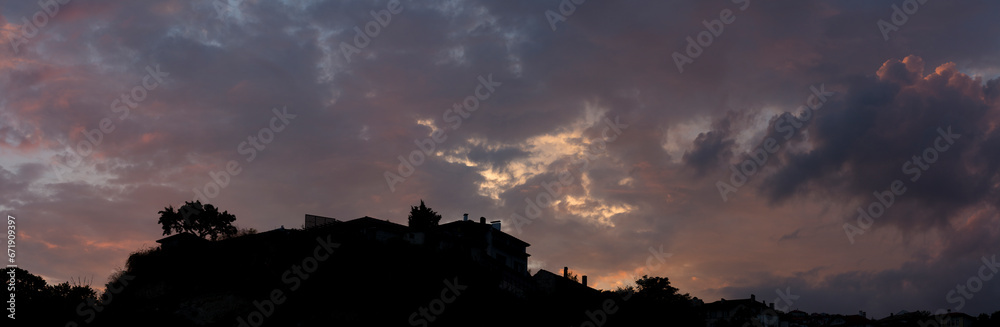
[3,0,1000,317]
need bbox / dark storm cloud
[759,56,999,232]
[683,122,735,177]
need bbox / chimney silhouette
[563,267,568,278]
[582,275,587,287]
[463,213,468,221]
[480,217,486,224]
[751,294,755,301]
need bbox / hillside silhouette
[10,201,999,326]
[75,203,702,327]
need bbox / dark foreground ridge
[58,214,701,327]
[9,213,1000,326]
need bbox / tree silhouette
[4,267,96,324]
[566,270,580,283]
[407,200,441,230]
[614,275,702,327]
[634,275,683,301]
[157,200,237,241]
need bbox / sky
[2,0,1000,318]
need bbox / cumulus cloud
[760,56,1000,232]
